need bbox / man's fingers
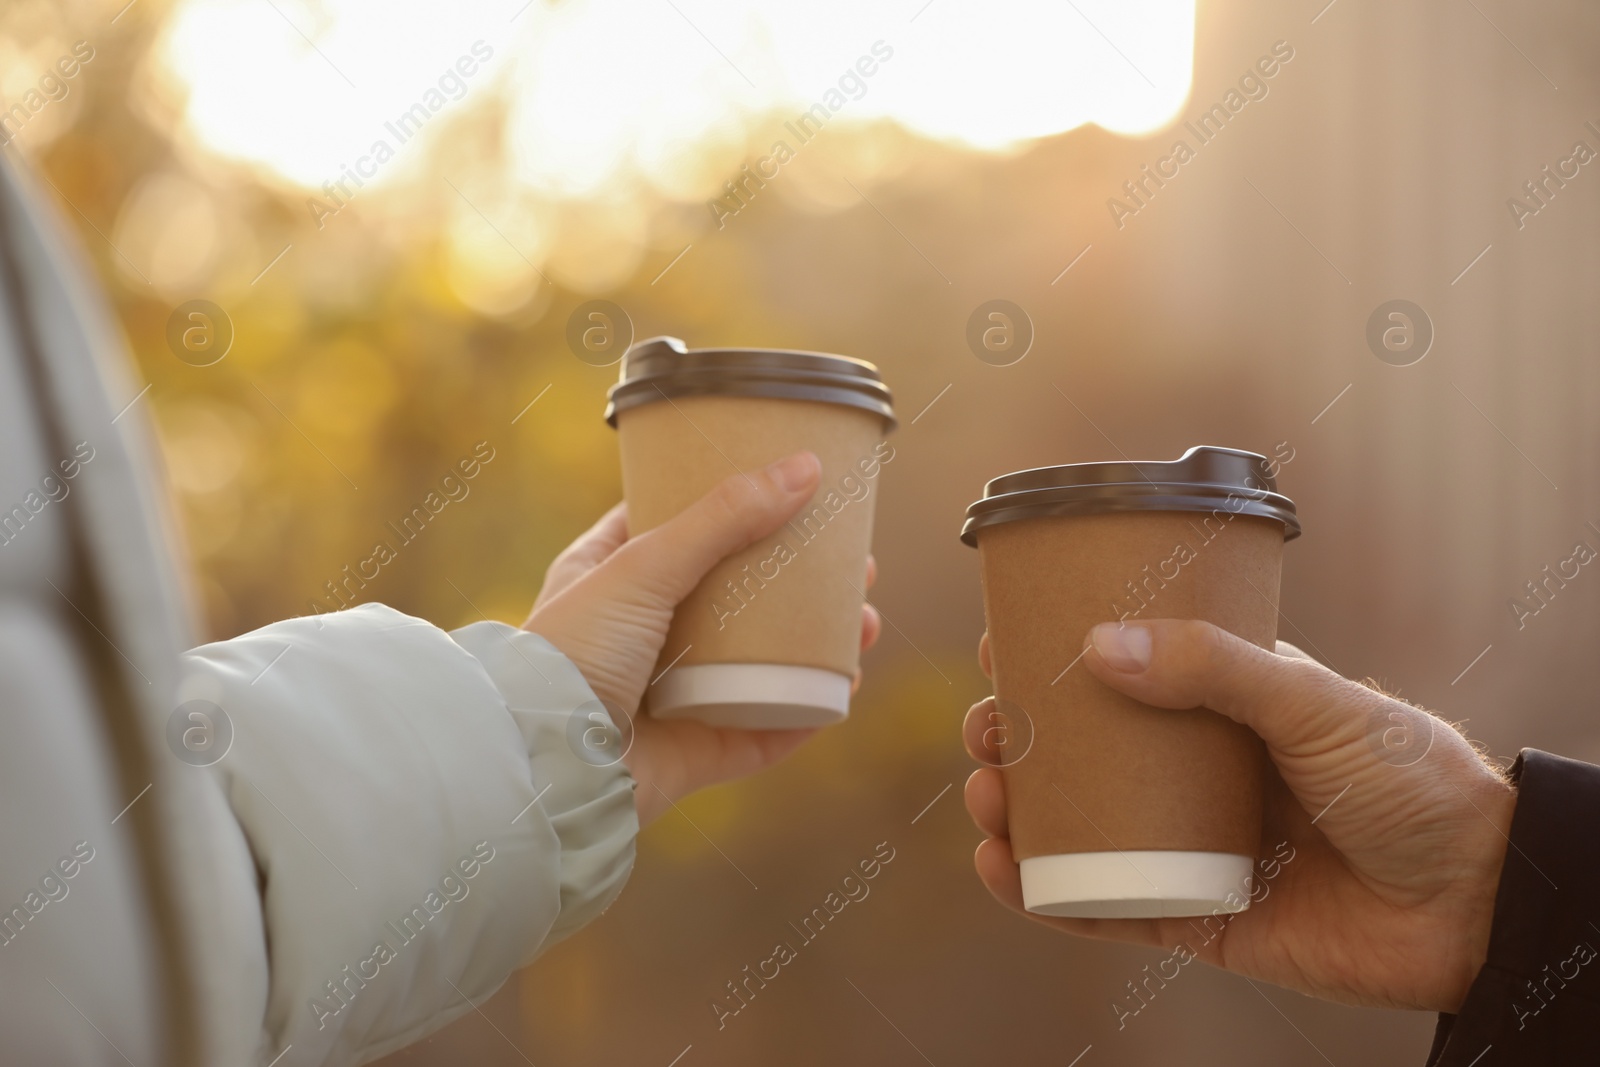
[975,836,1028,912]
[609,452,821,605]
[1080,619,1376,755]
[1275,640,1315,662]
[962,696,1008,765]
[973,838,1173,949]
[965,767,1008,839]
[978,632,992,679]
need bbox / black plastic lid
[604,336,896,431]
[960,445,1300,546]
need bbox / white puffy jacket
[0,154,637,1066]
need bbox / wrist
[622,743,674,827]
[1441,776,1518,1012]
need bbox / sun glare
[157,0,1195,200]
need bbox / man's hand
[524,451,881,826]
[963,619,1516,1013]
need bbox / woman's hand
[524,451,881,826]
[963,618,1516,1013]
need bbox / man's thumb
[1080,619,1374,754]
[610,451,821,605]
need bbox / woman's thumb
[607,451,821,605]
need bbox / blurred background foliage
[7,0,1600,1063]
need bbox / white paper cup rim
[1020,850,1255,919]
[649,662,851,729]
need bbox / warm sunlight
[155,0,1197,199]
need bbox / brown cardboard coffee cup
[960,446,1300,918]
[606,337,896,728]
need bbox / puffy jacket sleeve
[178,602,638,1067]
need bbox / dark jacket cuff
[1426,749,1600,1065]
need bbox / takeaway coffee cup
[960,446,1300,919]
[605,337,896,728]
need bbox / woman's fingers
[640,717,820,816]
[978,632,992,679]
[860,602,882,653]
[534,502,630,608]
[604,452,821,606]
[855,562,881,685]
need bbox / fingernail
[769,451,819,492]
[1090,623,1151,672]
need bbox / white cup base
[648,663,852,729]
[1020,851,1256,919]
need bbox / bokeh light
[12,0,1594,1063]
[157,0,1196,197]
